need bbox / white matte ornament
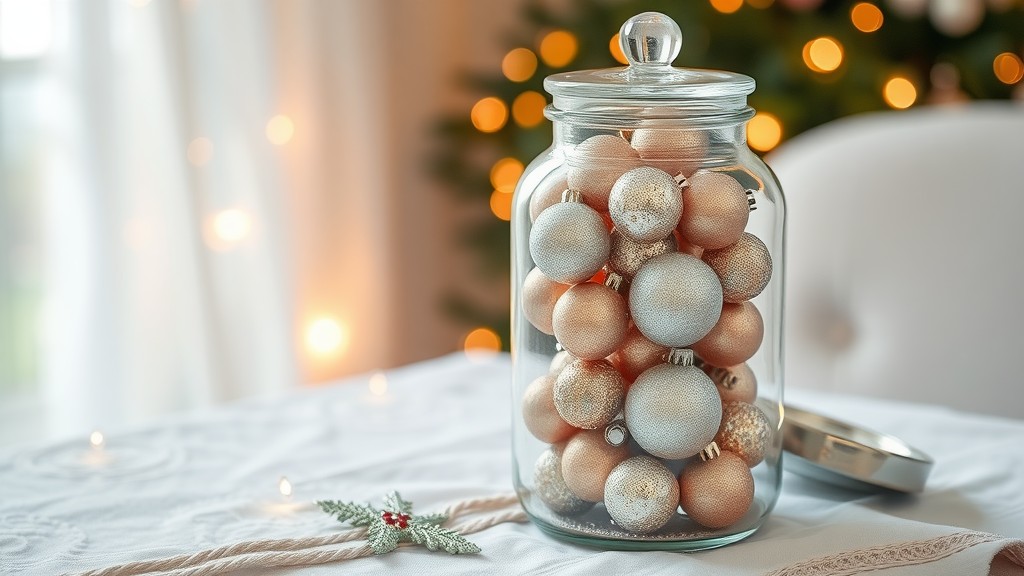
[529,200,611,284]
[603,456,679,534]
[566,135,643,211]
[608,167,683,243]
[625,363,722,459]
[628,252,723,348]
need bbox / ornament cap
[561,189,582,203]
[699,441,721,461]
[604,419,629,447]
[667,348,695,366]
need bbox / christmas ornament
[561,429,630,501]
[608,229,676,279]
[534,444,595,516]
[530,178,568,222]
[692,302,764,367]
[702,362,758,404]
[529,191,611,284]
[523,374,577,443]
[608,167,684,243]
[679,451,754,529]
[549,350,573,374]
[678,171,749,250]
[702,233,773,303]
[629,128,707,177]
[552,281,629,360]
[714,401,771,467]
[554,358,626,429]
[676,234,703,259]
[604,456,679,534]
[628,252,723,348]
[318,492,479,555]
[566,135,643,211]
[625,349,722,460]
[610,325,669,382]
[522,267,570,335]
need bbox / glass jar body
[510,117,785,550]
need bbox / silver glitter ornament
[603,456,679,534]
[608,229,676,279]
[629,252,723,348]
[608,167,684,243]
[534,444,594,516]
[625,362,722,459]
[529,198,611,284]
[554,359,626,430]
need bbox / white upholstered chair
[768,103,1024,419]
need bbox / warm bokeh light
[266,114,295,145]
[212,209,252,243]
[186,137,213,166]
[306,317,346,357]
[539,30,578,68]
[470,97,508,133]
[803,37,844,73]
[512,91,547,128]
[747,112,783,152]
[609,33,628,65]
[490,157,524,193]
[502,48,538,82]
[883,76,917,109]
[89,430,104,448]
[368,372,388,396]
[489,190,513,221]
[993,52,1024,85]
[464,327,502,356]
[278,476,293,497]
[851,3,884,33]
[710,0,744,14]
[747,0,775,8]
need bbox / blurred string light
[89,430,105,449]
[278,476,293,497]
[489,191,513,221]
[802,37,844,73]
[368,372,388,396]
[512,91,547,128]
[471,97,508,133]
[883,76,917,109]
[850,3,884,33]
[710,0,743,14]
[463,327,502,359]
[187,137,213,166]
[266,115,295,145]
[993,52,1024,85]
[490,157,524,193]
[502,48,538,82]
[539,30,577,68]
[747,112,782,152]
[306,317,347,357]
[212,209,252,244]
[609,33,628,65]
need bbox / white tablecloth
[2,354,1022,575]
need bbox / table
[2,354,1022,575]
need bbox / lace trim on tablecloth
[765,531,1024,576]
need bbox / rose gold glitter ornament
[530,178,568,222]
[552,282,630,361]
[679,451,754,529]
[630,128,708,177]
[523,374,578,443]
[702,362,757,404]
[554,359,626,429]
[715,401,771,467]
[561,429,630,501]
[534,444,594,516]
[608,229,677,280]
[676,233,703,258]
[522,267,570,335]
[692,302,764,367]
[608,167,684,243]
[678,171,749,250]
[549,350,574,375]
[702,233,773,303]
[628,252,723,348]
[529,192,611,284]
[610,325,669,382]
[566,135,643,211]
[604,456,680,534]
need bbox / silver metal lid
[782,404,934,493]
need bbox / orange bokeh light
[710,0,744,14]
[993,52,1024,85]
[609,33,628,65]
[802,37,844,73]
[470,97,508,133]
[512,91,547,128]
[851,3,884,33]
[539,30,578,68]
[502,48,538,82]
[883,76,917,109]
[747,112,783,152]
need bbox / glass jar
[510,12,785,550]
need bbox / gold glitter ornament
[630,128,708,177]
[628,252,723,348]
[530,178,568,222]
[534,444,594,516]
[552,282,630,361]
[702,362,758,404]
[610,325,669,382]
[529,195,611,284]
[523,374,577,443]
[608,167,684,243]
[702,233,773,303]
[554,359,626,429]
[522,267,569,335]
[625,361,722,459]
[561,429,630,501]
[678,171,749,250]
[566,135,643,211]
[604,456,679,534]
[608,229,677,279]
[714,401,771,467]
[679,451,754,529]
[692,302,764,367]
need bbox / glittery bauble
[608,229,676,279]
[630,128,708,177]
[604,456,679,534]
[692,302,764,367]
[534,444,594,516]
[628,253,723,348]
[702,362,758,404]
[679,451,754,529]
[529,201,611,284]
[522,267,570,335]
[562,429,630,502]
[702,233,773,303]
[523,374,577,443]
[676,233,704,258]
[625,363,722,459]
[610,325,668,382]
[530,178,568,222]
[608,167,684,243]
[554,359,626,429]
[566,135,643,211]
[549,350,574,375]
[678,171,749,250]
[714,401,771,468]
[552,282,629,361]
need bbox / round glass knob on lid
[619,12,682,67]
